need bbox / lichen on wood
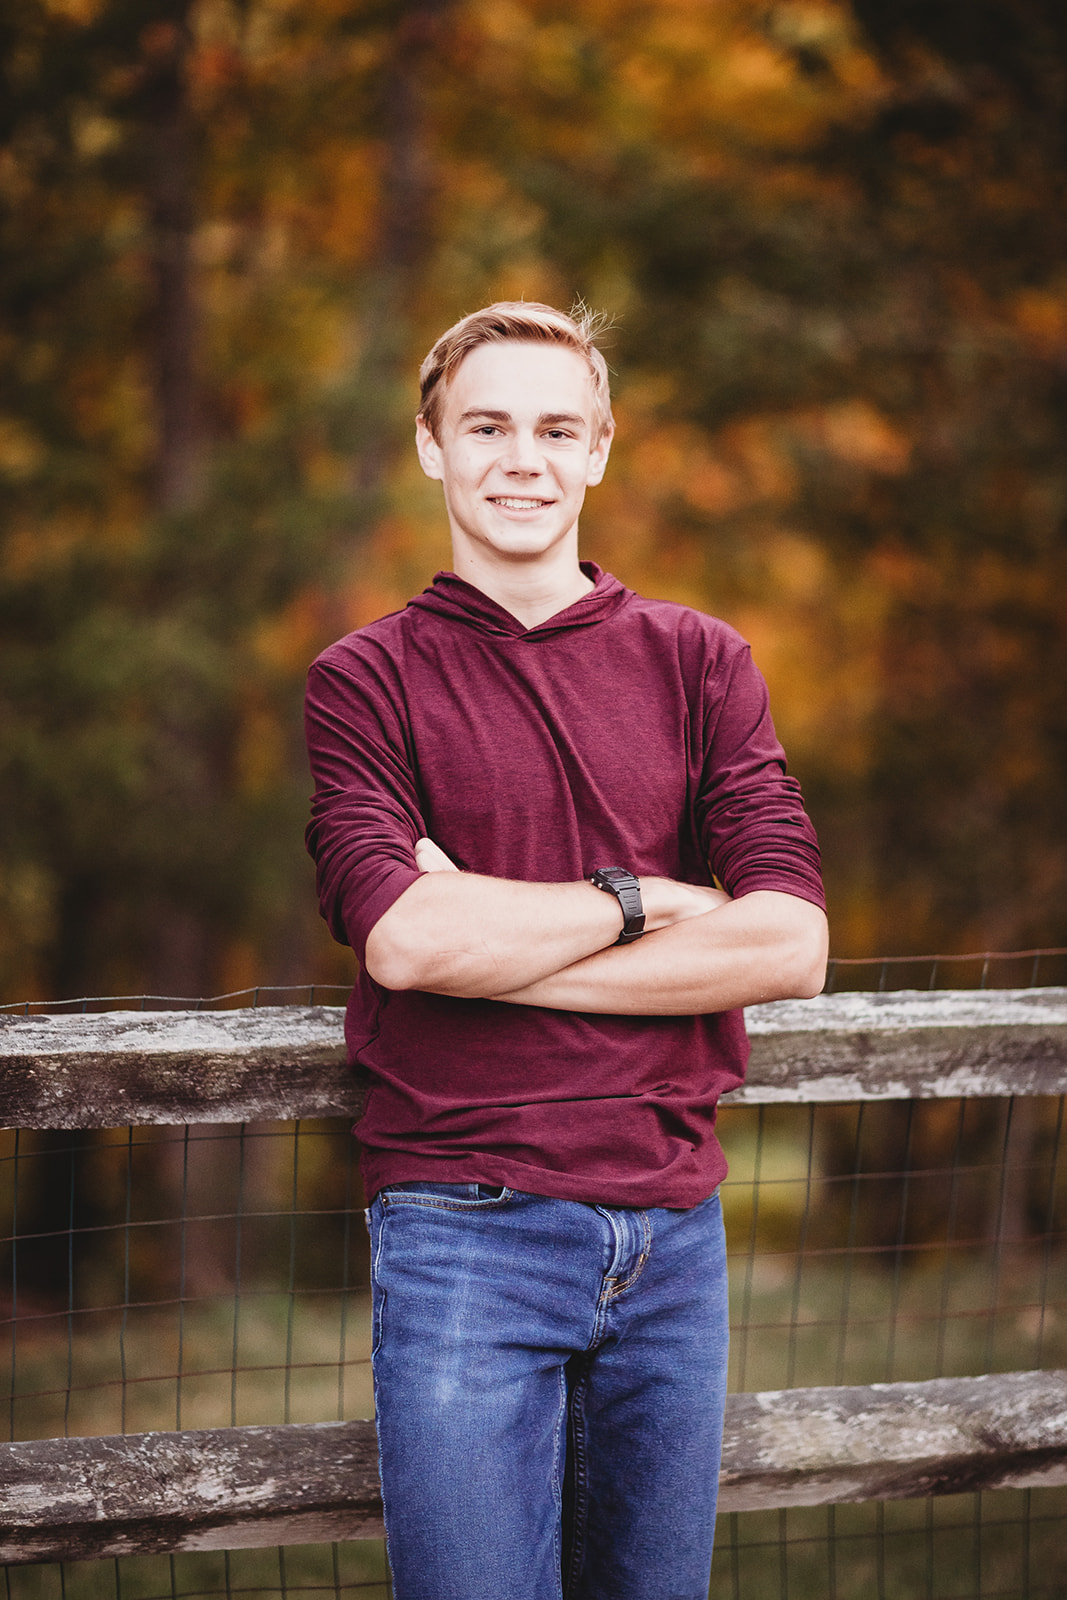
[3,1372,1066,1562]
[3,990,1066,1128]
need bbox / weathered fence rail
[3,989,1067,1566]
[3,1371,1067,1563]
[4,988,1067,1129]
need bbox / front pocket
[381,1181,515,1210]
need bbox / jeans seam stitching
[553,1361,567,1600]
[369,1206,387,1358]
[563,1360,590,1597]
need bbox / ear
[585,422,614,488]
[415,415,444,481]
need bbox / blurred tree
[824,0,1067,952]
[421,0,1067,957]
[0,0,404,999]
[2,0,1066,1008]
[4,0,1066,1302]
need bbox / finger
[415,837,460,873]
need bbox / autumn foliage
[2,0,1066,1001]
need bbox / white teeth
[493,497,547,510]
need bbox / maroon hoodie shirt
[305,564,825,1209]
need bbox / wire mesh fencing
[715,1095,1067,1597]
[2,955,1067,1599]
[2,1116,391,1599]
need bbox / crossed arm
[364,838,828,1016]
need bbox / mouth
[488,497,553,512]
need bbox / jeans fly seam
[612,1208,653,1297]
[594,1206,653,1302]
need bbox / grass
[710,1490,1067,1600]
[5,1292,375,1441]
[2,1542,395,1600]
[8,1244,1063,1446]
[3,1102,1066,1598]
[5,1257,1064,1599]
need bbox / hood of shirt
[405,561,631,641]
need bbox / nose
[502,428,545,475]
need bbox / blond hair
[418,302,614,442]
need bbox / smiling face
[415,340,613,583]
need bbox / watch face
[594,867,634,888]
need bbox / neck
[450,544,595,629]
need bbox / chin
[497,543,564,562]
[483,530,562,557]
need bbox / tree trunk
[142,12,204,515]
[350,0,454,498]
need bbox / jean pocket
[380,1181,514,1209]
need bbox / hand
[415,836,461,873]
[413,838,728,925]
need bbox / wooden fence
[2,988,1067,1565]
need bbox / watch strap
[590,866,646,944]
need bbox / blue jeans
[366,1183,729,1600]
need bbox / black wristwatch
[590,866,646,944]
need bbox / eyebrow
[457,409,588,429]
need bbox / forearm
[364,871,625,994]
[495,891,828,1015]
[363,851,726,997]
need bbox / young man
[305,303,827,1600]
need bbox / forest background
[3,0,1066,1006]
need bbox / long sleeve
[304,649,425,962]
[695,644,824,908]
